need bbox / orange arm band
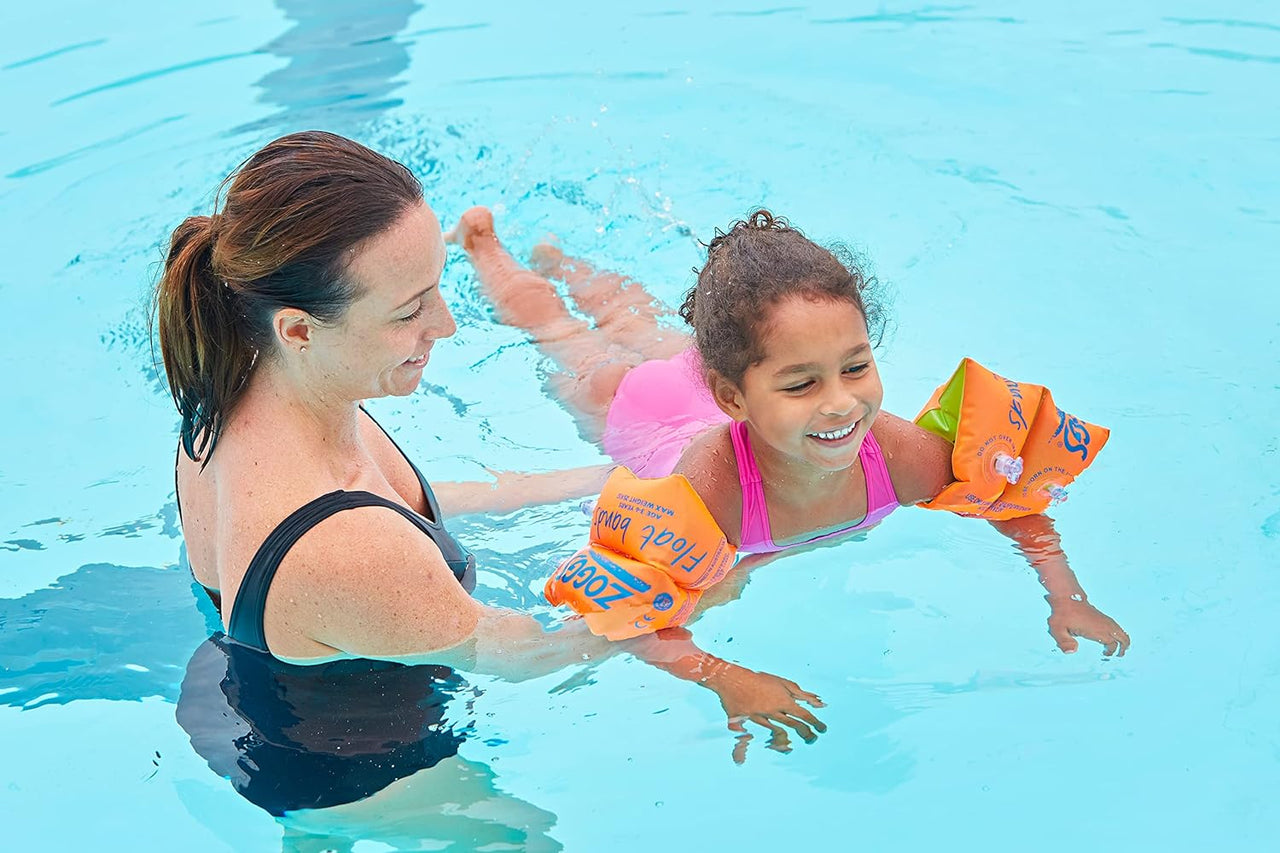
[544,467,737,640]
[914,358,1110,520]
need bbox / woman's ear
[273,308,314,355]
[708,370,748,422]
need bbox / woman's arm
[433,463,614,516]
[263,505,616,675]
[432,605,618,680]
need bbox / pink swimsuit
[729,420,900,553]
[601,348,730,478]
[602,348,901,553]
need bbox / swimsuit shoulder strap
[358,405,474,577]
[729,421,776,551]
[227,490,475,654]
[360,405,442,523]
[859,430,901,514]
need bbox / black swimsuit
[175,409,478,815]
[183,407,476,653]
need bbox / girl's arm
[988,514,1130,655]
[621,627,826,764]
[875,411,1129,655]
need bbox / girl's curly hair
[678,209,885,385]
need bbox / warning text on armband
[962,493,1033,515]
[616,492,676,521]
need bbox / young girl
[448,207,1129,657]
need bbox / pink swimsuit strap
[728,420,901,554]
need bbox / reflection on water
[276,755,561,853]
[237,0,421,134]
[0,561,211,708]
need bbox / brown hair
[677,209,884,386]
[154,131,423,463]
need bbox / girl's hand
[702,663,827,764]
[1046,595,1131,656]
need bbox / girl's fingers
[748,714,792,754]
[787,705,828,733]
[781,678,825,707]
[1049,622,1079,654]
[778,714,818,744]
[726,716,752,765]
[1112,626,1131,655]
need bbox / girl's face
[724,294,883,473]
[307,201,457,400]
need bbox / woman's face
[309,201,457,400]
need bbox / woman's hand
[1046,595,1131,656]
[701,662,827,764]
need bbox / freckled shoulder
[871,411,955,506]
[263,505,482,661]
[673,424,744,545]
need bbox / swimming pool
[3,0,1278,849]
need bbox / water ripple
[456,70,671,86]
[3,38,107,70]
[401,22,491,38]
[51,51,258,106]
[813,5,1022,27]
[6,116,184,179]
[1163,17,1280,34]
[714,6,806,17]
[1149,41,1280,64]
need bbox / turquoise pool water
[3,1,1278,849]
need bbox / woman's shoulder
[261,503,481,661]
[870,411,954,506]
[180,422,480,661]
[673,423,744,544]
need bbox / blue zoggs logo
[1053,408,1091,460]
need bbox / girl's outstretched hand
[702,663,827,764]
[1046,595,1131,656]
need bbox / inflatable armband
[544,467,737,640]
[915,358,1110,520]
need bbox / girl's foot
[529,239,569,279]
[444,206,497,252]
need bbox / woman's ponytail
[155,215,255,464]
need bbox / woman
[156,130,614,669]
[158,131,821,803]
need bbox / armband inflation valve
[914,358,1110,520]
